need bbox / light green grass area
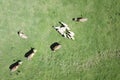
[0,0,120,80]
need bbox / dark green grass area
[0,0,120,80]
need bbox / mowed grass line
[0,0,120,80]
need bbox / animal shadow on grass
[9,70,21,76]
[24,48,35,58]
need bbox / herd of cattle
[9,17,88,73]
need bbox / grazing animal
[72,17,88,22]
[66,30,75,40]
[59,22,70,31]
[18,30,28,39]
[9,60,22,72]
[53,22,70,38]
[53,26,67,37]
[24,48,37,60]
[50,42,61,52]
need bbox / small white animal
[9,60,23,72]
[53,22,71,38]
[50,42,61,52]
[72,17,88,22]
[25,48,37,60]
[59,22,70,31]
[18,30,28,39]
[66,30,75,40]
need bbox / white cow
[53,22,70,38]
[10,60,23,72]
[18,30,28,39]
[66,30,75,40]
[53,26,67,37]
[59,22,70,31]
[72,17,88,22]
[25,48,37,60]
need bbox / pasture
[0,0,120,80]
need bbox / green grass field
[0,0,120,80]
